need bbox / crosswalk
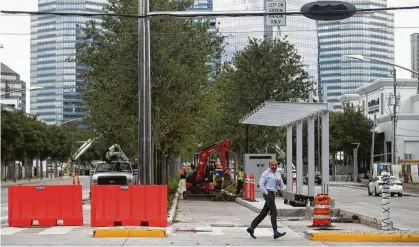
[0,226,286,237]
[1,226,85,236]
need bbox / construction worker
[213,159,223,188]
[247,160,286,239]
[236,166,244,195]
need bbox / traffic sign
[265,0,286,26]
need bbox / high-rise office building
[318,0,395,102]
[30,0,107,125]
[1,63,27,110]
[213,0,318,87]
[411,33,419,78]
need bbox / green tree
[329,103,374,169]
[76,0,223,159]
[197,37,315,156]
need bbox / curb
[167,179,184,226]
[304,231,419,242]
[93,228,166,238]
[235,197,340,217]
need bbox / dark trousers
[251,191,277,231]
[236,180,243,194]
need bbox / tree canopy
[1,109,101,166]
[329,103,374,161]
[76,0,224,158]
[195,37,315,155]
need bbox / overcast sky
[1,0,419,111]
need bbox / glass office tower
[30,0,107,125]
[318,0,394,102]
[214,0,318,88]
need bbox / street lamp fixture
[55,117,85,126]
[345,55,419,76]
[0,86,44,97]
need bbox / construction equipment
[64,134,102,174]
[183,139,231,199]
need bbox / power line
[1,5,419,19]
[2,26,419,36]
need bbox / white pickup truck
[91,161,136,186]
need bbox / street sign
[265,0,286,26]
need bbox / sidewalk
[1,177,72,188]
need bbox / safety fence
[8,184,167,228]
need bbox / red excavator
[183,139,230,199]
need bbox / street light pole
[138,0,152,185]
[352,142,360,182]
[392,68,397,165]
[370,113,377,179]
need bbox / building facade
[339,78,419,163]
[213,0,318,88]
[411,33,419,78]
[318,0,395,102]
[30,0,107,125]
[1,63,26,110]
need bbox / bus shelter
[240,101,330,198]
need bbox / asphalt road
[301,185,419,230]
[1,176,91,223]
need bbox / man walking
[247,160,286,239]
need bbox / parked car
[368,176,403,197]
[303,172,322,185]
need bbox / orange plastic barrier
[312,194,331,227]
[249,174,255,201]
[244,173,249,200]
[90,185,167,227]
[8,185,83,227]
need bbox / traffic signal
[301,1,357,21]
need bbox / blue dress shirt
[259,168,284,195]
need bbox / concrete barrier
[93,228,166,238]
[304,230,419,242]
[235,197,339,218]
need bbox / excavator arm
[195,139,230,182]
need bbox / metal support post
[352,143,360,182]
[245,125,249,153]
[321,109,330,194]
[381,172,392,230]
[286,125,293,191]
[307,115,315,198]
[296,120,303,194]
[392,67,397,165]
[317,115,321,172]
[263,0,274,39]
[138,0,152,185]
[370,113,377,179]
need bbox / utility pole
[138,0,152,185]
[370,113,376,179]
[392,67,397,165]
[352,142,360,182]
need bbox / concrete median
[304,230,419,242]
[93,228,166,238]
